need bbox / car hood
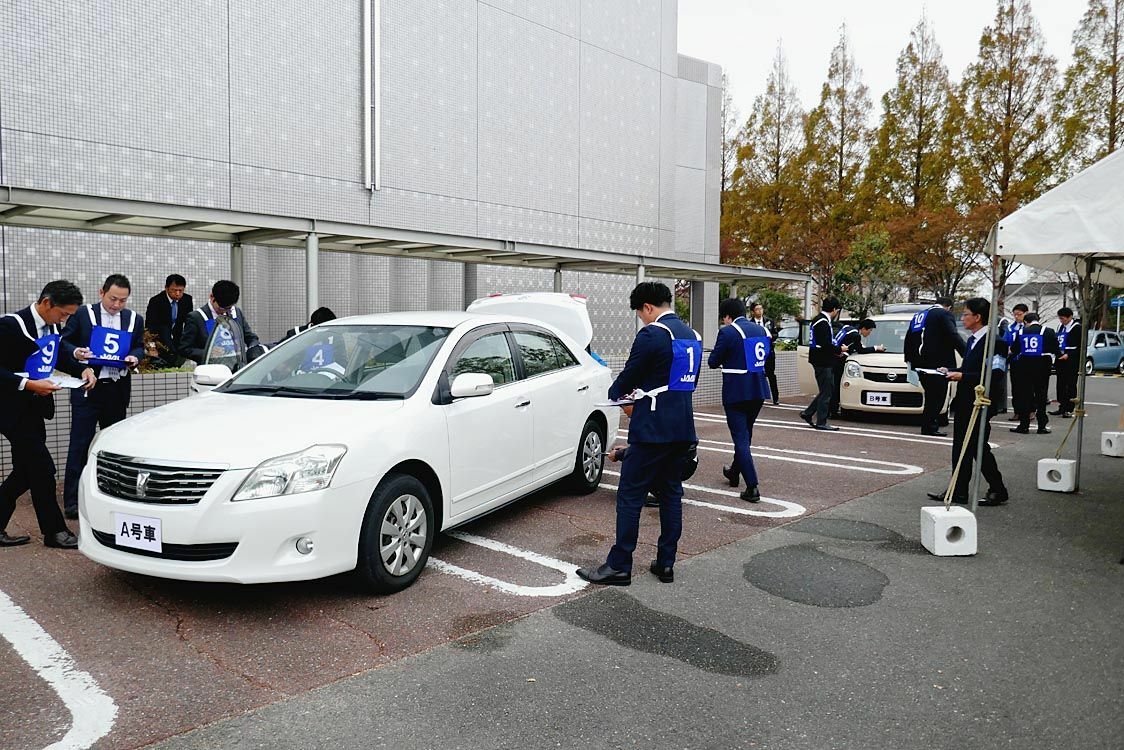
[850,352,908,369]
[95,392,407,469]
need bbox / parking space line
[0,588,117,750]
[427,531,588,597]
[600,470,806,518]
[693,412,998,449]
[615,430,923,475]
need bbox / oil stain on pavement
[743,545,890,608]
[788,518,928,555]
[554,589,778,678]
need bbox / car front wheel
[356,473,434,594]
[1085,357,1095,376]
[568,418,605,494]
[1117,358,1124,375]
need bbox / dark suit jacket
[707,317,772,406]
[60,304,144,402]
[905,306,965,369]
[178,304,261,364]
[808,313,842,367]
[1057,321,1081,360]
[951,331,1009,413]
[1010,323,1060,365]
[839,327,877,355]
[609,312,698,444]
[145,291,194,354]
[0,307,87,428]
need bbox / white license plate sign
[113,512,162,553]
[865,392,892,406]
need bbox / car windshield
[860,319,912,354]
[217,324,453,399]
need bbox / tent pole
[1072,257,1094,490]
[969,225,1001,514]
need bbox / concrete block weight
[1037,458,1077,492]
[920,505,977,556]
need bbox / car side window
[1107,333,1122,347]
[1095,334,1107,347]
[513,331,563,378]
[552,337,578,368]
[450,332,515,386]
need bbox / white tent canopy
[996,148,1124,287]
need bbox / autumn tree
[833,230,903,317]
[1056,0,1123,176]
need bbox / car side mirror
[450,372,494,398]
[193,364,233,386]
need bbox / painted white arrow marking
[428,531,587,597]
[0,588,117,750]
[601,469,806,518]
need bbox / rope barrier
[1054,405,1086,460]
[942,384,991,510]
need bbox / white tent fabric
[995,148,1124,286]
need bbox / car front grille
[96,452,225,505]
[91,530,237,561]
[863,371,907,383]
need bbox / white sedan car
[80,303,617,594]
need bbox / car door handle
[577,385,589,392]
[515,400,531,408]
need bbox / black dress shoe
[978,492,1009,507]
[1037,427,1051,434]
[1010,426,1029,434]
[926,492,966,504]
[63,507,79,520]
[721,465,739,488]
[644,493,661,508]
[0,531,31,547]
[1007,414,1021,421]
[921,429,948,437]
[799,412,815,427]
[814,424,839,431]
[1059,412,1073,418]
[649,561,674,583]
[740,485,761,503]
[576,563,631,586]
[772,399,780,405]
[44,530,78,549]
[1048,410,1065,416]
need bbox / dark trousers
[830,361,844,415]
[725,399,764,487]
[1009,367,1024,416]
[993,366,1008,413]
[919,373,949,431]
[951,403,1005,499]
[1055,359,1078,414]
[606,442,690,573]
[764,352,779,403]
[1014,361,1050,430]
[802,365,835,426]
[64,378,130,511]
[0,412,66,536]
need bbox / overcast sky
[678,0,1088,118]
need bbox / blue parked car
[1086,330,1124,375]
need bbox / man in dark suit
[0,281,96,548]
[59,274,145,519]
[748,302,780,404]
[904,297,965,437]
[1009,312,1059,434]
[1005,304,1029,420]
[1051,307,1081,418]
[178,279,262,365]
[800,296,845,431]
[829,318,887,417]
[144,274,192,364]
[709,298,772,502]
[280,306,336,344]
[577,282,699,586]
[927,297,1008,506]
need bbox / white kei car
[79,294,618,594]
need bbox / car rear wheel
[356,474,434,594]
[568,418,605,494]
[1085,357,1095,376]
[1117,358,1124,375]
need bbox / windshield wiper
[223,385,322,398]
[324,391,406,400]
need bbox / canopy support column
[553,267,562,293]
[305,232,319,319]
[635,263,646,331]
[230,240,244,293]
[1073,257,1095,490]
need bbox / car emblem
[135,471,151,498]
[887,372,898,381]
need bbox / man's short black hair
[821,296,840,313]
[165,274,187,288]
[1023,312,1039,324]
[212,280,240,308]
[749,301,764,313]
[859,318,877,330]
[1012,303,1029,313]
[310,307,336,326]
[935,296,953,308]
[719,298,746,320]
[38,280,84,307]
[102,274,130,293]
[629,282,672,311]
[964,297,990,324]
[1058,307,1073,318]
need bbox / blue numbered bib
[832,326,854,347]
[1020,333,1045,356]
[24,332,60,380]
[668,339,702,392]
[300,342,335,371]
[204,318,217,337]
[88,326,132,368]
[743,336,770,373]
[909,310,929,333]
[1056,331,1068,350]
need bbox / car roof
[317,310,564,333]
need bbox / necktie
[171,300,178,324]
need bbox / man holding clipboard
[60,274,145,520]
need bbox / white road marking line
[1085,401,1119,407]
[600,470,806,518]
[428,531,587,597]
[0,588,117,750]
[614,430,923,475]
[693,412,999,449]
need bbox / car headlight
[232,445,347,501]
[845,361,862,378]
